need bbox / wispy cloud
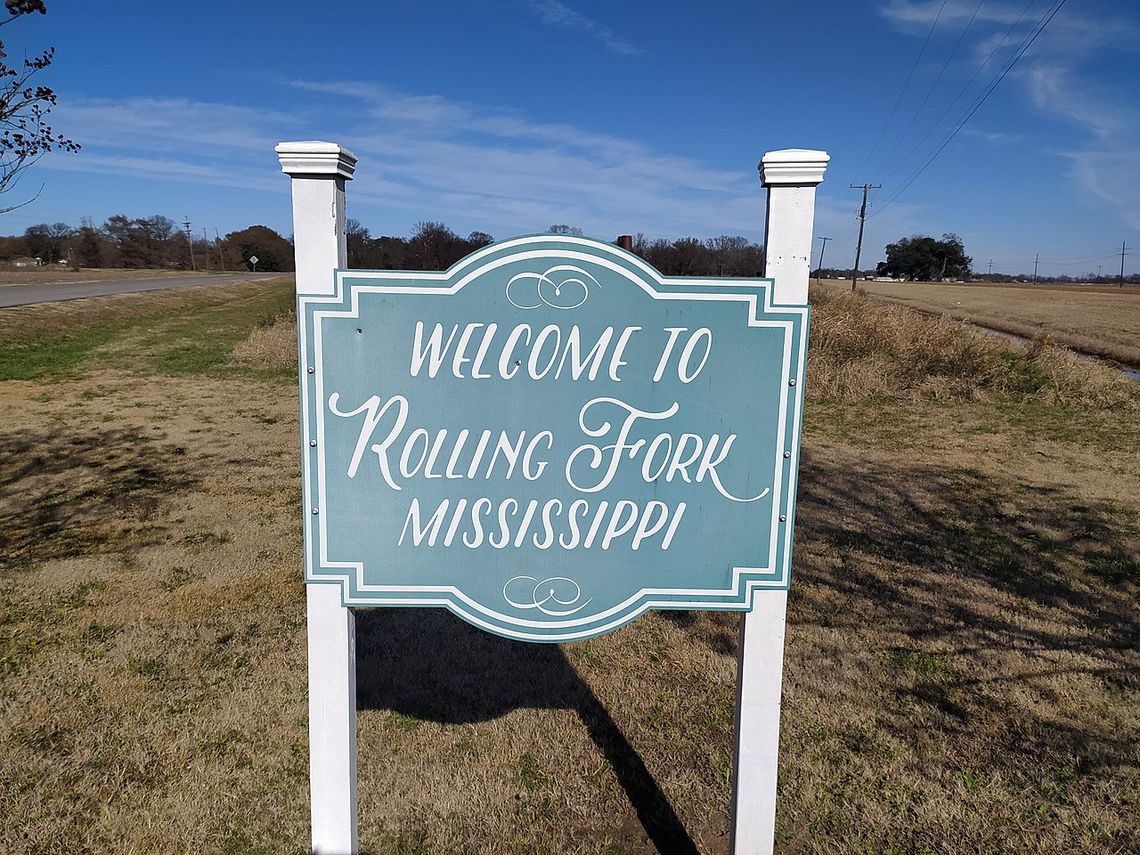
[1023,65,1140,228]
[880,0,1139,71]
[39,151,283,194]
[41,82,779,241]
[1024,65,1120,140]
[523,0,642,56]
[957,126,1022,146]
[879,0,1027,30]
[52,97,304,153]
[875,1,1140,231]
[283,79,764,238]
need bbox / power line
[852,0,949,180]
[872,0,1069,218]
[872,0,985,186]
[876,0,1037,191]
[1037,250,1121,265]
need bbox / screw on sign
[276,140,828,855]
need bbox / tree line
[0,216,769,277]
[0,217,295,271]
[346,221,766,277]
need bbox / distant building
[11,257,39,268]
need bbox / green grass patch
[102,286,294,377]
[0,326,122,381]
[0,281,294,381]
[998,349,1050,393]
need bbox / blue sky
[4,0,1137,276]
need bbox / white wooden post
[276,140,359,855]
[731,149,829,854]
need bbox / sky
[2,0,1137,277]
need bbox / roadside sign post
[732,150,829,853]
[277,141,827,854]
[249,254,259,272]
[276,141,359,855]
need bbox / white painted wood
[277,140,359,855]
[276,141,355,298]
[731,590,789,853]
[306,583,358,855]
[730,148,828,854]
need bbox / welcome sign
[298,234,808,642]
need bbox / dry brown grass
[232,314,297,369]
[807,285,1138,409]
[818,278,1140,368]
[0,284,1137,853]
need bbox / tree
[223,224,293,272]
[877,233,971,281]
[407,220,463,270]
[72,220,102,267]
[101,214,178,268]
[22,218,68,261]
[704,235,764,276]
[548,224,583,236]
[0,1,79,211]
[345,217,370,268]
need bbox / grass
[0,267,216,287]
[806,284,1138,409]
[0,277,294,381]
[0,281,1136,852]
[817,277,1140,368]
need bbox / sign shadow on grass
[355,607,701,854]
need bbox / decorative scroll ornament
[506,265,600,310]
[503,575,593,617]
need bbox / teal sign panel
[298,235,809,642]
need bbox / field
[0,282,1137,853]
[0,268,220,288]
[817,278,1140,368]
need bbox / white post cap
[275,141,357,179]
[759,149,829,187]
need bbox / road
[0,272,284,308]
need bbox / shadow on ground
[0,425,196,568]
[356,607,701,854]
[792,449,1137,653]
[669,448,1139,797]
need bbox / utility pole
[1120,241,1129,288]
[202,227,211,272]
[815,235,831,284]
[849,184,880,291]
[987,259,992,276]
[183,216,197,271]
[1032,252,1039,285]
[215,228,225,271]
